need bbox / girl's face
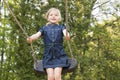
[47,10,60,24]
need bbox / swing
[34,58,77,74]
[3,0,78,75]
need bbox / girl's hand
[63,29,70,40]
[27,37,33,44]
[65,32,70,40]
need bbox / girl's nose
[52,15,55,17]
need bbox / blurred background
[0,0,120,80]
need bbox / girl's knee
[48,74,54,80]
[54,73,61,80]
[54,67,62,80]
[46,68,54,80]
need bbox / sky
[92,0,120,21]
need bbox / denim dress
[39,24,70,69]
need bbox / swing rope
[3,0,37,63]
[3,0,74,62]
[65,0,74,59]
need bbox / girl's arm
[27,32,42,44]
[63,29,70,40]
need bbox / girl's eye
[49,14,58,17]
[50,14,53,16]
[55,14,58,16]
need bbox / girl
[27,8,70,80]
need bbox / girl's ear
[58,17,62,22]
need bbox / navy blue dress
[39,24,70,69]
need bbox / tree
[1,0,120,80]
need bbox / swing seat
[34,58,77,74]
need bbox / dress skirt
[42,43,70,69]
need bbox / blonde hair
[45,8,62,23]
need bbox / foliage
[0,0,120,80]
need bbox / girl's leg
[46,68,54,80]
[54,67,62,80]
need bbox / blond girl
[27,8,70,80]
